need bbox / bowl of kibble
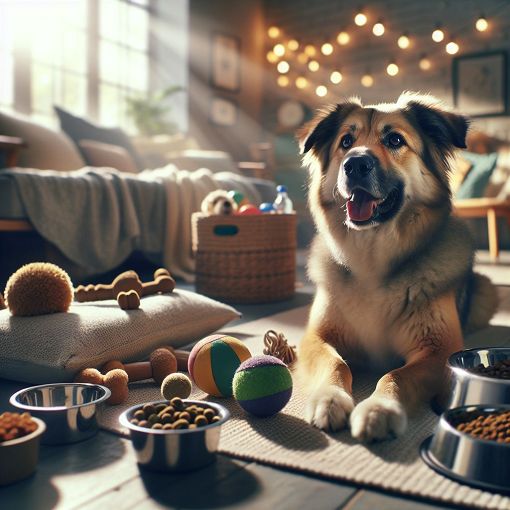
[119,397,230,472]
[447,347,510,409]
[421,405,510,492]
[0,411,46,485]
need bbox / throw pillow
[54,106,144,171]
[78,139,139,173]
[0,110,85,171]
[455,152,498,200]
[0,290,240,383]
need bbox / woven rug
[99,305,510,510]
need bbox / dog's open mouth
[346,185,403,225]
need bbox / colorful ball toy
[188,334,251,397]
[237,204,261,215]
[259,202,275,213]
[227,190,245,206]
[233,355,293,417]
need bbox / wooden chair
[454,198,510,261]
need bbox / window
[0,3,14,113]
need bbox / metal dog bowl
[119,399,230,472]
[421,405,510,493]
[447,347,510,409]
[10,383,111,445]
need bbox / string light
[372,22,385,36]
[419,55,432,71]
[476,16,488,32]
[277,75,289,87]
[266,51,278,63]
[316,85,328,97]
[273,43,285,57]
[354,12,367,26]
[308,60,320,72]
[361,74,374,87]
[397,34,410,49]
[330,71,343,84]
[446,41,459,55]
[321,42,334,55]
[288,39,299,51]
[268,26,280,39]
[297,52,308,64]
[295,76,308,89]
[337,31,350,45]
[432,28,444,42]
[277,61,290,73]
[386,62,399,76]
[304,44,316,57]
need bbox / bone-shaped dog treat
[74,269,175,304]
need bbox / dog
[296,92,498,442]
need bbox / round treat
[233,355,292,417]
[150,348,178,384]
[5,262,73,316]
[188,334,251,397]
[161,373,192,400]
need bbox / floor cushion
[55,106,144,171]
[0,110,85,171]
[78,139,139,173]
[0,290,240,384]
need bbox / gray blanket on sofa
[4,166,264,280]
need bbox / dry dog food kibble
[0,411,38,442]
[469,360,510,379]
[453,410,510,443]
[130,398,220,430]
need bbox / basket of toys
[192,187,297,304]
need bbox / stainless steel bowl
[119,399,230,472]
[447,347,510,408]
[421,404,510,492]
[10,383,111,445]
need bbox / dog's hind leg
[297,326,354,432]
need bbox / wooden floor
[0,251,509,510]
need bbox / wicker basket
[192,213,297,304]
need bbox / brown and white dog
[296,92,498,442]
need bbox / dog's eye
[387,132,405,148]
[340,134,354,150]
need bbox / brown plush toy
[3,262,73,317]
[75,268,175,310]
[74,346,189,405]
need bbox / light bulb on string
[273,43,285,57]
[432,27,444,42]
[354,12,367,26]
[297,52,308,64]
[330,71,343,84]
[372,22,385,36]
[308,60,320,72]
[304,44,316,57]
[316,85,328,97]
[398,34,410,49]
[277,75,289,87]
[361,74,374,87]
[295,76,308,89]
[277,61,290,74]
[266,51,278,63]
[446,41,459,55]
[476,16,488,32]
[268,26,280,39]
[287,39,299,51]
[419,55,431,71]
[321,42,334,55]
[386,62,399,76]
[337,31,350,45]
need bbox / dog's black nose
[343,154,375,177]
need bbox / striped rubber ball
[233,355,293,417]
[188,334,251,397]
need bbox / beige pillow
[0,290,240,383]
[450,154,472,193]
[78,139,139,173]
[0,110,85,171]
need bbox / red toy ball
[237,204,262,215]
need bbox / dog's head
[298,92,468,232]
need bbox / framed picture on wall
[210,33,241,92]
[453,50,508,117]
[209,97,238,126]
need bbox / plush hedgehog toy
[201,190,237,216]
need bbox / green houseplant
[126,85,183,136]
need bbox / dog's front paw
[305,386,354,432]
[350,396,407,442]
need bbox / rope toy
[263,330,297,367]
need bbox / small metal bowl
[119,399,230,472]
[421,404,510,493]
[10,383,111,445]
[0,417,46,486]
[447,347,510,409]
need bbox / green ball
[161,372,192,400]
[233,355,292,417]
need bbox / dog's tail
[463,272,499,334]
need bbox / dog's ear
[402,93,469,150]
[297,100,360,156]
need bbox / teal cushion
[456,152,498,199]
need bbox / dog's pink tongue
[347,191,377,222]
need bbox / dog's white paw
[305,386,354,432]
[350,396,407,442]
